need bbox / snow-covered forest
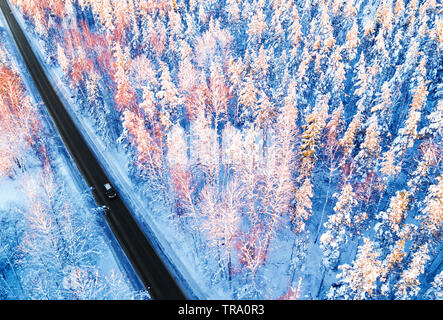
[0,14,147,299]
[5,0,443,299]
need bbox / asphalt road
[0,0,186,300]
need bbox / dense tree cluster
[0,36,144,299]
[10,0,442,299]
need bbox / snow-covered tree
[395,244,431,299]
[328,238,382,300]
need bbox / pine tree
[395,244,431,299]
[237,73,259,122]
[375,190,410,248]
[247,7,267,40]
[416,176,443,240]
[156,62,183,116]
[344,18,359,61]
[56,43,70,77]
[209,61,230,122]
[320,183,359,268]
[329,238,382,300]
[289,5,303,50]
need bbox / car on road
[102,205,110,214]
[104,183,117,199]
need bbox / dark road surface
[0,0,186,300]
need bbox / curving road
[0,0,186,300]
